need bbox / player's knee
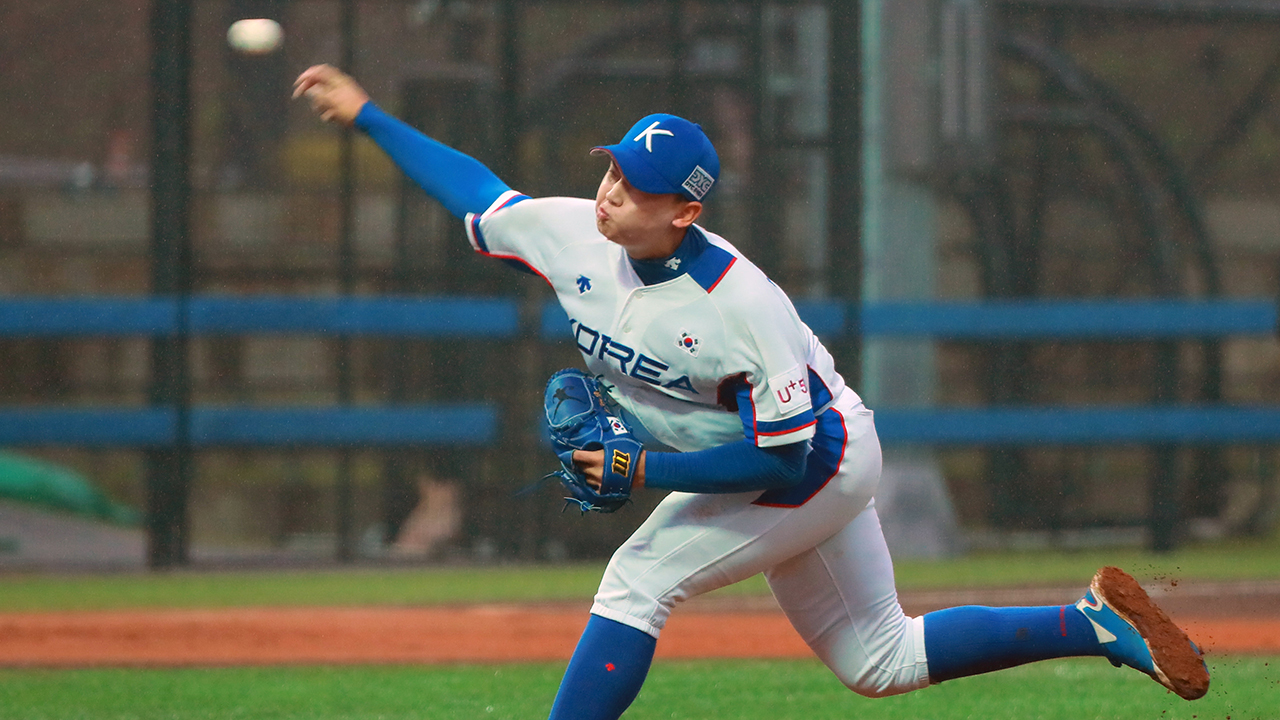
[836,665,917,699]
[590,548,674,634]
[825,629,926,698]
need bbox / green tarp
[0,451,139,525]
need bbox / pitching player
[295,64,1209,718]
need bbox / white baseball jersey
[466,190,856,455]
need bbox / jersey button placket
[618,289,643,335]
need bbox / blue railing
[0,407,499,447]
[1,295,1277,447]
[8,296,1271,339]
[547,298,1278,340]
[0,296,520,337]
[873,405,1280,445]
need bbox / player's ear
[672,200,702,229]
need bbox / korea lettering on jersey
[465,191,847,454]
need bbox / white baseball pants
[591,393,931,698]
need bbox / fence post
[148,0,194,569]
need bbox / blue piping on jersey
[753,404,848,508]
[687,243,737,292]
[467,192,529,254]
[467,193,542,278]
[756,414,817,437]
[807,367,835,414]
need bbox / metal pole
[335,0,357,562]
[148,0,194,569]
[668,0,687,115]
[497,0,519,181]
[495,0,540,561]
[828,0,861,383]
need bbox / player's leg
[768,503,1105,696]
[549,407,881,719]
[765,501,932,697]
[545,490,836,720]
[546,614,656,719]
[922,566,1209,699]
[766,501,1209,698]
[756,402,930,696]
[766,419,1209,700]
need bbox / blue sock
[923,605,1102,682]
[548,614,657,720]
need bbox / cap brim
[591,144,680,197]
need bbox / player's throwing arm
[293,64,369,127]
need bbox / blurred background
[2,0,1279,570]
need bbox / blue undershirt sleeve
[354,102,512,219]
[643,439,809,494]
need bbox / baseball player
[294,64,1209,718]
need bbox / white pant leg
[765,502,931,698]
[591,396,882,639]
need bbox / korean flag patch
[606,416,628,436]
[676,330,700,357]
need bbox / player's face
[595,162,695,259]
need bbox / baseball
[227,18,283,55]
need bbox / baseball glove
[544,368,642,513]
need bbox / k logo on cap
[592,113,721,202]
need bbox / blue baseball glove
[544,368,641,513]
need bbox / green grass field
[2,538,1276,718]
[1,536,1277,612]
[1,657,1274,720]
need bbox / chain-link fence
[2,1,1279,568]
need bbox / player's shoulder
[695,230,775,294]
[484,194,594,221]
[695,230,802,321]
[475,195,599,243]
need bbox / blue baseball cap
[592,113,720,202]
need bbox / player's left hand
[572,449,646,490]
[544,368,642,513]
[292,64,369,126]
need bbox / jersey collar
[626,226,736,293]
[627,226,709,286]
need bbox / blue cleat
[1076,566,1210,700]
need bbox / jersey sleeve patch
[734,379,817,447]
[747,364,817,447]
[766,365,811,416]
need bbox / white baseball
[227,18,283,55]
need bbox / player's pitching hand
[572,449,645,490]
[292,64,369,126]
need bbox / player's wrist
[351,99,377,130]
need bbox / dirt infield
[2,580,1277,667]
